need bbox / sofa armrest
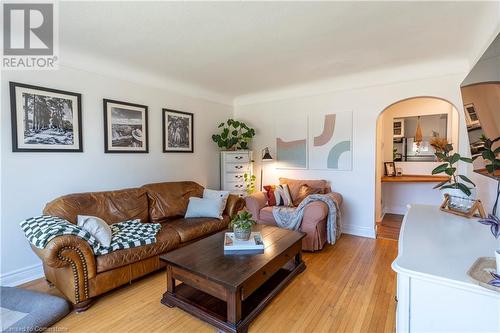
[325,191,343,207]
[31,235,96,304]
[245,192,267,220]
[224,194,245,218]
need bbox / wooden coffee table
[160,225,306,333]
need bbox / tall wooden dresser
[220,150,253,198]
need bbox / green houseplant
[243,172,256,195]
[229,211,256,241]
[431,143,475,207]
[212,119,256,150]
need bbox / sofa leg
[73,298,95,313]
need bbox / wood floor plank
[21,235,397,333]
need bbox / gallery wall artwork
[275,110,352,170]
[163,109,194,153]
[10,82,83,152]
[103,99,148,153]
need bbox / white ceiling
[60,1,498,101]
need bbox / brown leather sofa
[31,181,244,311]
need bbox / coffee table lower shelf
[161,264,305,333]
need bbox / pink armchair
[245,178,343,251]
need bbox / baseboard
[342,224,376,239]
[0,263,44,286]
[383,205,408,216]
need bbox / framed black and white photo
[103,99,148,153]
[163,109,193,153]
[10,82,83,152]
[384,161,396,176]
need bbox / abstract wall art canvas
[274,110,352,170]
[275,113,308,169]
[308,110,352,170]
[10,82,83,152]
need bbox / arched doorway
[375,96,460,239]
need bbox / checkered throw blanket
[20,215,161,256]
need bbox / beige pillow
[77,215,112,247]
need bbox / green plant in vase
[229,211,256,241]
[212,119,256,150]
[431,143,475,211]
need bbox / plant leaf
[432,163,449,175]
[433,179,450,189]
[449,153,460,164]
[459,157,473,163]
[456,183,472,196]
[458,175,475,186]
[444,167,456,176]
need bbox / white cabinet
[220,150,253,198]
[392,205,500,333]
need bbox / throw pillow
[274,184,294,207]
[185,197,225,220]
[293,184,322,206]
[263,185,277,206]
[77,215,112,247]
[203,189,230,217]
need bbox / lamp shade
[262,147,273,161]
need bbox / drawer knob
[235,165,243,169]
[235,156,243,159]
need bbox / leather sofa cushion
[168,216,230,243]
[142,181,204,223]
[96,224,181,273]
[43,188,149,225]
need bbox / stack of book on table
[224,232,264,254]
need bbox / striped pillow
[274,184,293,207]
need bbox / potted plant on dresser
[213,119,256,197]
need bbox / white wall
[0,66,232,285]
[234,69,471,239]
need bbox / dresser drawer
[227,173,245,182]
[225,182,245,192]
[224,153,250,163]
[225,163,249,173]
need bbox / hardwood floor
[376,214,403,241]
[22,235,398,333]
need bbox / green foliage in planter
[229,211,256,231]
[243,172,256,195]
[212,119,256,150]
[431,143,475,196]
[475,135,500,175]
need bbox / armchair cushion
[279,177,329,203]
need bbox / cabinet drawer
[225,182,245,191]
[227,173,245,182]
[224,153,250,163]
[225,163,249,173]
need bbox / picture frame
[103,99,148,153]
[163,109,194,153]
[10,81,83,152]
[393,118,405,138]
[464,103,481,129]
[384,161,396,176]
